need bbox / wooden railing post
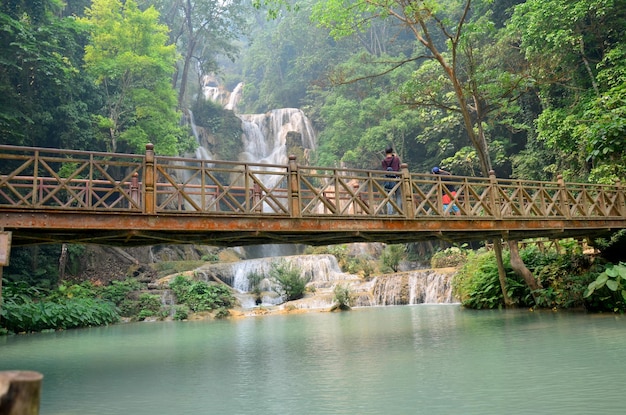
[401,163,414,219]
[144,143,155,214]
[253,183,263,213]
[616,179,625,217]
[489,170,501,219]
[288,155,301,218]
[130,172,140,209]
[0,371,44,415]
[557,174,571,219]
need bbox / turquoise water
[1,305,625,414]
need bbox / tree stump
[0,371,43,415]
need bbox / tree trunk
[58,244,68,280]
[508,240,541,302]
[492,240,513,307]
[0,371,44,415]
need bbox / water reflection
[1,306,625,415]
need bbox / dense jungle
[2,0,626,334]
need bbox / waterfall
[194,254,361,308]
[192,254,456,310]
[225,82,243,111]
[239,108,316,165]
[195,254,359,293]
[372,270,457,306]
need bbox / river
[1,305,625,414]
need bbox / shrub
[1,297,119,333]
[269,260,309,301]
[431,246,468,268]
[247,271,264,304]
[453,250,510,309]
[136,293,163,320]
[169,275,236,312]
[454,246,595,310]
[100,279,143,304]
[331,284,352,311]
[381,244,405,272]
[173,305,190,320]
[214,307,230,319]
[584,262,626,312]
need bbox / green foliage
[152,260,206,278]
[532,253,595,309]
[135,293,163,320]
[80,0,190,155]
[269,260,309,302]
[454,245,596,310]
[344,256,374,279]
[590,229,626,263]
[201,253,220,263]
[381,244,405,273]
[190,99,243,160]
[100,279,143,305]
[214,307,231,319]
[584,262,626,312]
[453,250,511,309]
[247,271,264,303]
[169,275,236,312]
[1,297,119,333]
[4,246,62,288]
[331,284,352,311]
[431,246,469,268]
[509,0,626,181]
[172,305,190,320]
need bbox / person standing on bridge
[432,166,460,215]
[382,146,402,215]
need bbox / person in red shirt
[432,166,460,215]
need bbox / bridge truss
[1,144,625,248]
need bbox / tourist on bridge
[432,166,460,215]
[382,146,402,215]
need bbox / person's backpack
[384,157,398,190]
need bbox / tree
[148,0,249,108]
[80,0,192,155]
[269,260,310,301]
[0,0,102,149]
[307,0,533,305]
[508,0,626,182]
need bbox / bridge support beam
[0,231,11,316]
[0,371,44,415]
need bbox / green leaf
[606,280,618,291]
[596,273,609,286]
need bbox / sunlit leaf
[606,280,618,291]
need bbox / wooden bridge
[1,144,625,255]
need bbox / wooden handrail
[1,144,625,221]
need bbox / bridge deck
[1,144,625,247]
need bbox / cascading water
[184,81,456,310]
[195,254,362,309]
[194,82,317,258]
[371,270,456,306]
[192,254,456,310]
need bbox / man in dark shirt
[382,146,402,214]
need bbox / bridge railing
[0,145,144,211]
[152,154,290,215]
[1,145,624,220]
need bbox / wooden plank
[0,231,11,266]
